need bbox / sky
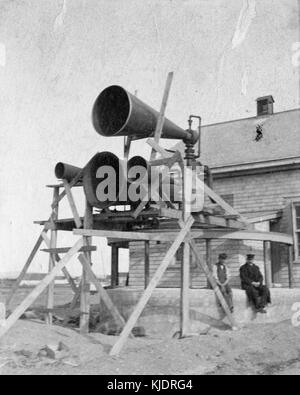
[0,0,299,278]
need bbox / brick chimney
[256,95,274,117]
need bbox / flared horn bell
[127,155,182,204]
[83,152,127,209]
[92,85,191,141]
[55,162,82,183]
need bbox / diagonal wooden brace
[0,238,84,339]
[63,180,82,228]
[78,254,130,332]
[41,232,78,294]
[109,216,194,356]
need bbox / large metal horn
[127,155,182,204]
[55,162,82,183]
[83,152,127,209]
[92,85,197,142]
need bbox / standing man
[213,253,234,313]
[240,254,271,314]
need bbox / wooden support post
[181,242,190,337]
[288,245,295,289]
[150,72,174,161]
[180,166,192,338]
[110,216,194,356]
[80,200,93,334]
[144,241,150,289]
[206,239,213,289]
[133,72,174,218]
[111,245,119,288]
[46,186,59,325]
[0,238,84,340]
[263,241,272,289]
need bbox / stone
[132,326,146,337]
[20,311,39,320]
[43,342,70,360]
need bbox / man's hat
[219,253,228,260]
[247,254,255,260]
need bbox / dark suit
[240,262,271,310]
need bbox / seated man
[213,253,234,313]
[240,254,271,314]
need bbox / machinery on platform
[55,85,207,211]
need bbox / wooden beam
[74,229,169,241]
[0,238,84,339]
[247,212,282,224]
[190,230,294,245]
[5,233,46,309]
[63,180,82,229]
[41,232,78,294]
[180,161,192,338]
[80,201,93,334]
[144,241,150,289]
[202,184,249,224]
[46,186,59,325]
[181,242,190,337]
[263,241,272,289]
[133,73,174,218]
[74,228,293,245]
[51,169,84,210]
[160,208,183,220]
[146,139,248,224]
[150,150,182,169]
[41,246,97,254]
[78,255,128,329]
[110,216,194,356]
[150,72,174,161]
[147,139,173,159]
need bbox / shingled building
[124,97,300,289]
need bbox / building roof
[200,108,300,168]
[188,108,300,169]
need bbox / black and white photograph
[0,0,300,378]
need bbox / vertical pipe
[111,245,119,288]
[144,241,150,289]
[80,200,93,334]
[264,241,272,289]
[46,187,59,325]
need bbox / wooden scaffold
[0,73,295,357]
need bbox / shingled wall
[128,168,300,289]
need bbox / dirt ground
[1,318,300,375]
[1,285,300,375]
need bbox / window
[294,204,300,260]
[257,99,268,115]
[256,95,274,116]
